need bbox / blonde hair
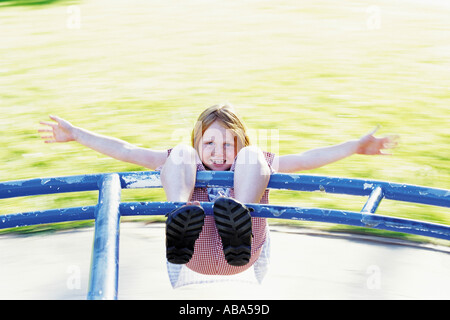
[191,104,251,154]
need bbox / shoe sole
[166,205,205,264]
[213,197,252,267]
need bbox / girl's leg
[213,146,270,266]
[160,144,199,202]
[233,146,271,203]
[161,145,204,265]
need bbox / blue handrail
[2,171,448,207]
[0,171,449,299]
[87,174,121,300]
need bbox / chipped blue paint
[0,206,96,229]
[2,171,449,208]
[115,201,450,241]
[1,171,449,235]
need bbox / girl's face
[199,120,237,171]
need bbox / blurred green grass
[0,0,73,7]
[0,0,449,240]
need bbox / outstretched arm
[273,127,398,173]
[39,115,167,170]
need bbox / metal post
[361,186,384,214]
[87,174,121,300]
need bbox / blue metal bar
[361,186,384,213]
[0,174,101,199]
[193,171,450,208]
[87,174,121,300]
[0,206,95,230]
[1,171,448,241]
[119,201,450,241]
[1,171,449,208]
[4,201,449,241]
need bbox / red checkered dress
[165,148,275,276]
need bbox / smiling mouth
[210,159,226,165]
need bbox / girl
[39,104,397,285]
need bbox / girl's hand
[356,126,399,155]
[38,115,76,143]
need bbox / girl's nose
[213,146,224,157]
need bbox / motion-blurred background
[0,0,449,240]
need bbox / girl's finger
[38,129,53,133]
[383,142,398,149]
[379,150,392,156]
[382,135,399,149]
[49,115,61,122]
[49,115,68,125]
[39,121,57,128]
[368,125,380,136]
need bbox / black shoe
[213,197,253,267]
[165,205,205,264]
